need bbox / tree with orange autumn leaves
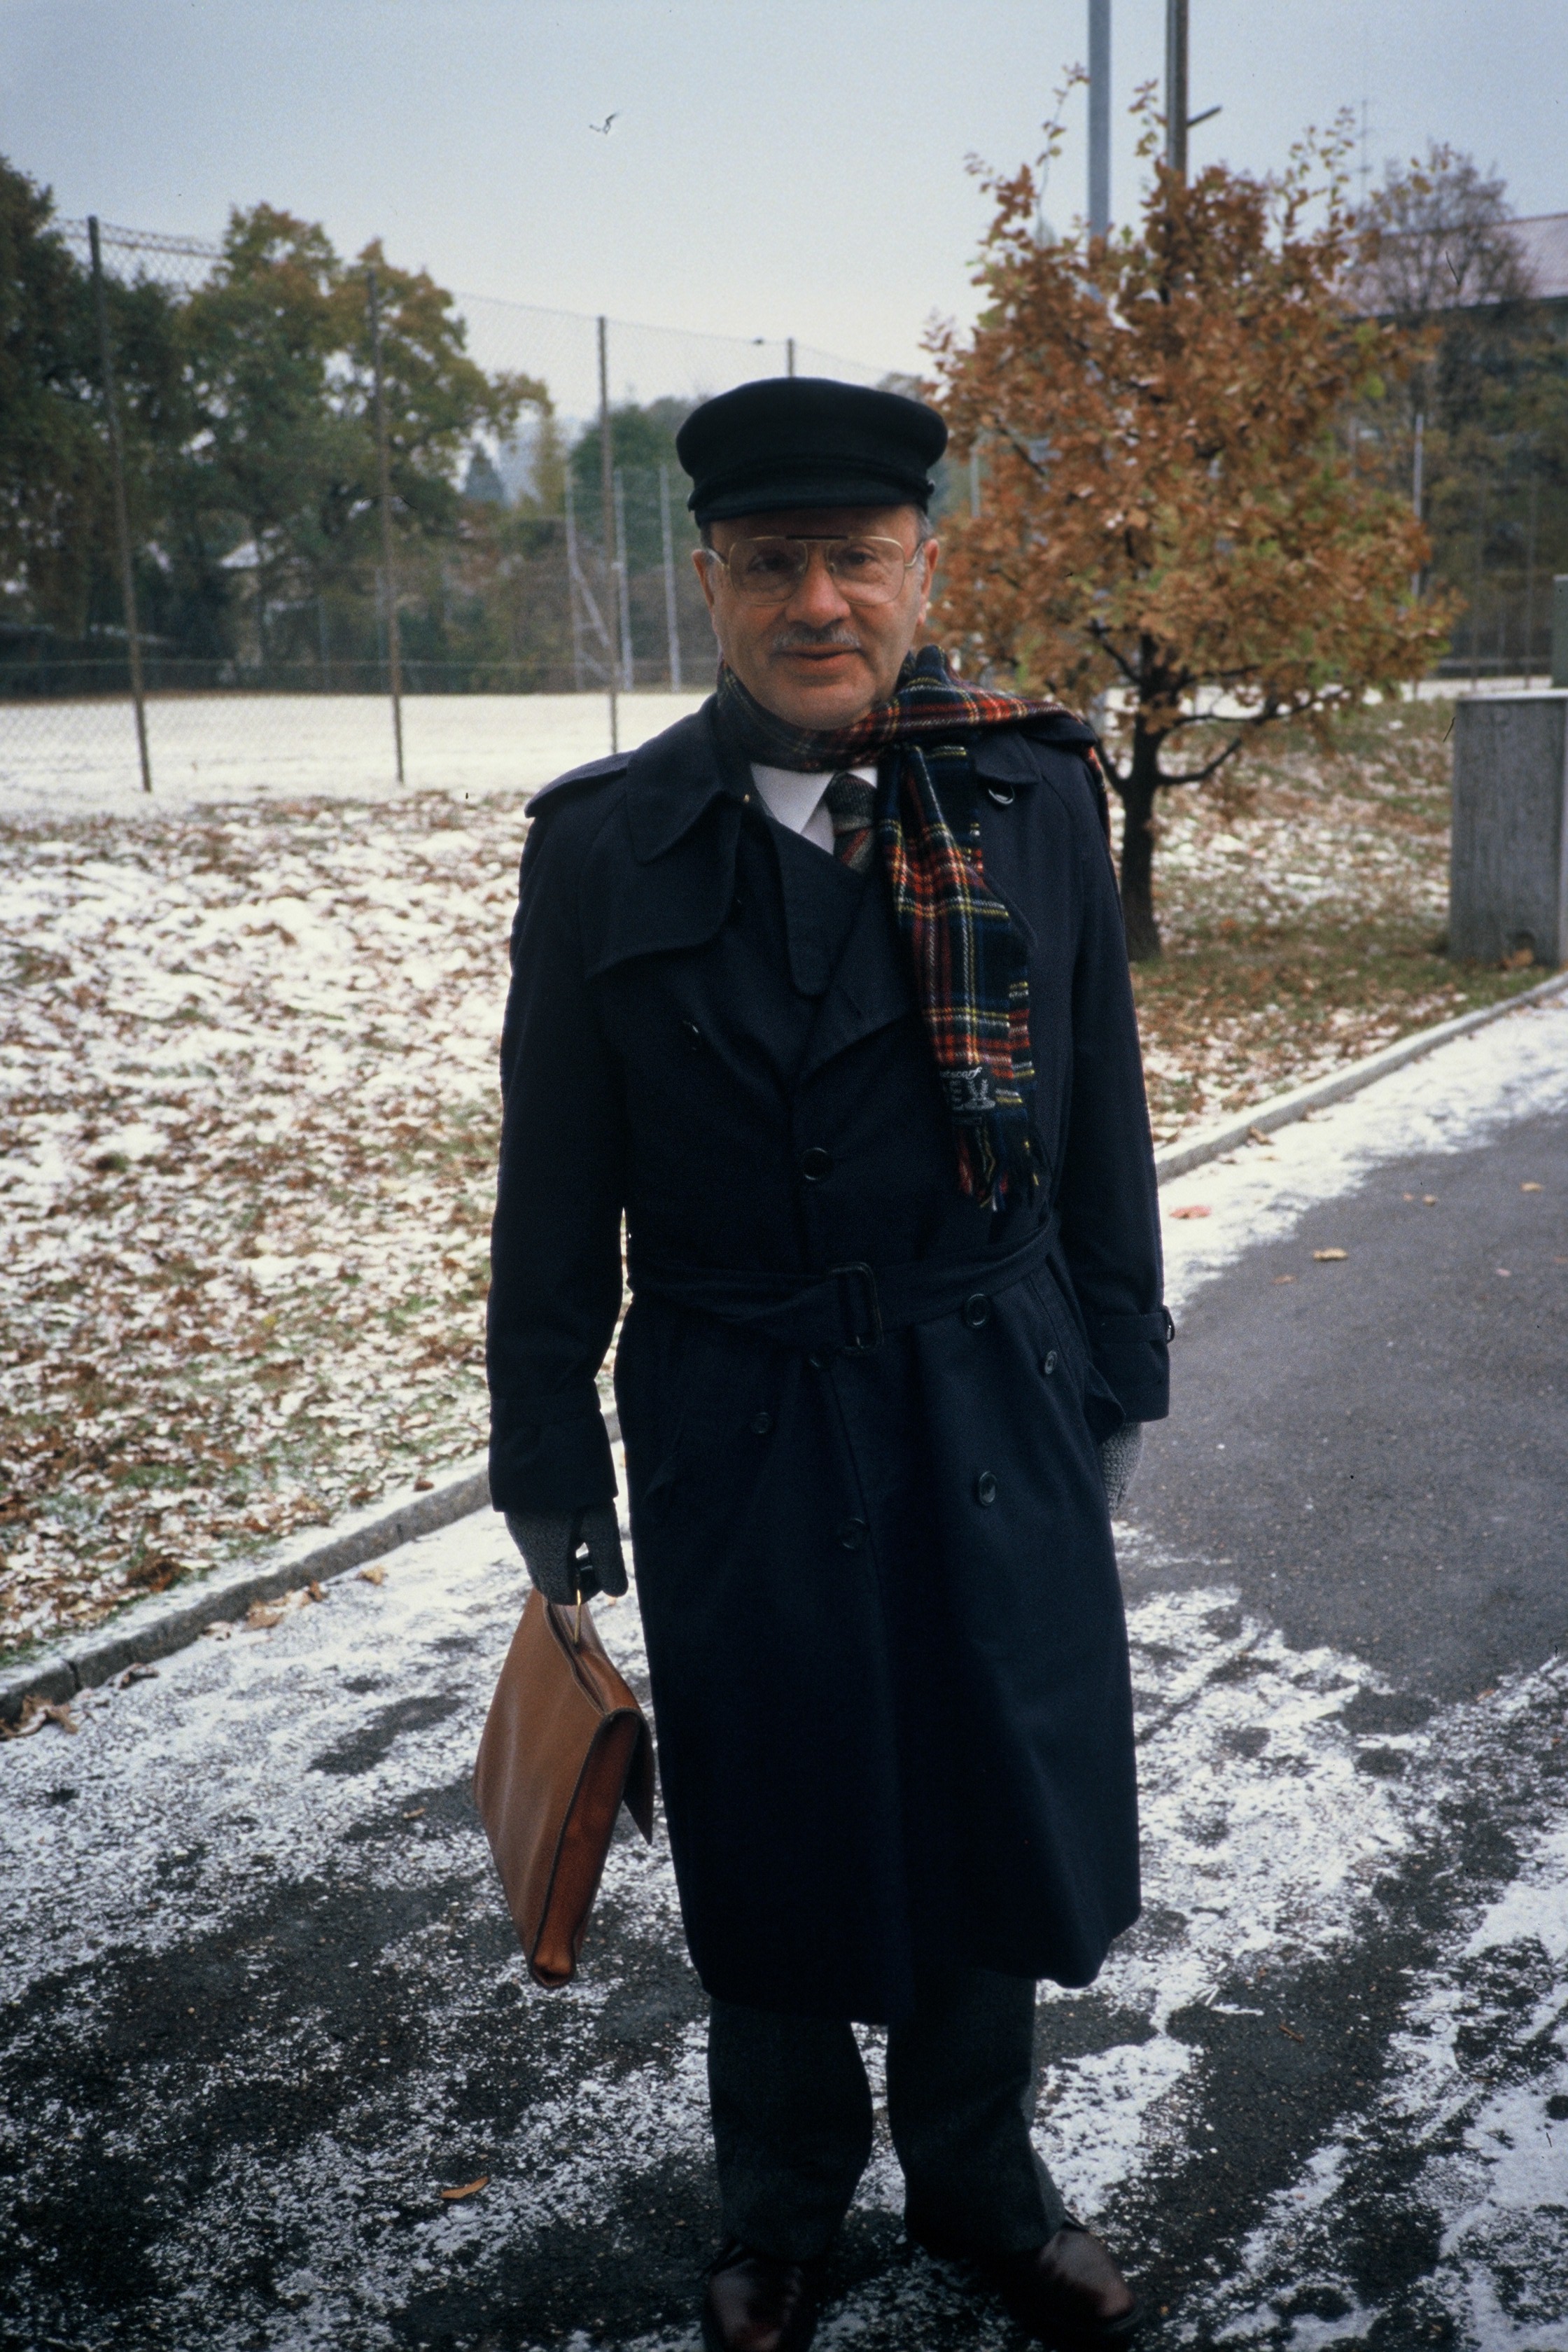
[928,98,1458,958]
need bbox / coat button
[962,1292,990,1329]
[836,1516,868,1550]
[750,1410,774,1435]
[800,1147,834,1182]
[1041,1351,1058,1376]
[975,1471,998,1506]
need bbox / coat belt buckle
[830,1262,883,1354]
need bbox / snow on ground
[3,1504,1564,2346]
[4,999,1566,2347]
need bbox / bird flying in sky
[589,113,619,135]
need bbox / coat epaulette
[525,750,631,820]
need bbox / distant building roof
[1507,213,1568,301]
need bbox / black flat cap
[676,377,947,523]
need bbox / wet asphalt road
[1128,1104,1568,1695]
[1,1055,1565,2352]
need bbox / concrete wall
[1450,693,1568,966]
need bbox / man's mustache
[768,623,864,655]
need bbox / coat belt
[629,1214,1061,1357]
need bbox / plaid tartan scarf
[717,647,1073,1207]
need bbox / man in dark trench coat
[487,378,1170,2352]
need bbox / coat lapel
[580,704,746,980]
[796,841,916,1082]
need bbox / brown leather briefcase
[473,1589,655,1987]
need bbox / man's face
[694,503,939,731]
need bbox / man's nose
[783,547,853,625]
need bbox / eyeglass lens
[722,536,911,606]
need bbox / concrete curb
[5,972,1563,1723]
[1152,967,1568,1183]
[0,1418,613,1726]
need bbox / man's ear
[915,536,939,624]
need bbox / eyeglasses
[701,533,923,608]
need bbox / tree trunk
[1118,716,1162,960]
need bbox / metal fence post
[564,471,586,692]
[88,216,153,794]
[366,265,405,783]
[598,316,620,754]
[786,337,796,379]
[612,468,634,694]
[659,464,683,692]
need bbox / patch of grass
[1125,696,1553,1139]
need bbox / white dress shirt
[750,762,877,858]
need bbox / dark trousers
[708,1968,1066,2263]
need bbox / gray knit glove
[504,1504,628,1604]
[1098,1422,1144,1516]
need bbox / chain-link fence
[0,216,888,797]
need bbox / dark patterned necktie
[824,771,876,873]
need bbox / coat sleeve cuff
[1087,1308,1172,1424]
[487,1390,617,1513]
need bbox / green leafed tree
[0,157,110,640]
[175,207,547,659]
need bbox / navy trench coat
[486,701,1169,2024]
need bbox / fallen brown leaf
[307,1581,325,1602]
[118,1664,160,1687]
[1273,1274,1296,1284]
[1313,1247,1348,1261]
[1522,1182,1542,1193]
[1278,2022,1305,2044]
[1169,1205,1212,1221]
[413,1477,434,1492]
[358,1564,386,1587]
[440,2176,489,2202]
[1247,1126,1270,1145]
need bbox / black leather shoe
[701,2240,820,2352]
[909,2212,1141,2348]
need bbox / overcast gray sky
[5,0,1565,381]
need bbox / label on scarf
[943,1065,1001,1118]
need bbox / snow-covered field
[4,996,1566,2350]
[0,691,704,813]
[0,690,1546,1662]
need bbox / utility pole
[1088,0,1111,239]
[1164,0,1188,181]
[366,264,405,785]
[88,217,152,794]
[786,337,797,379]
[597,314,620,753]
[1410,412,1425,603]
